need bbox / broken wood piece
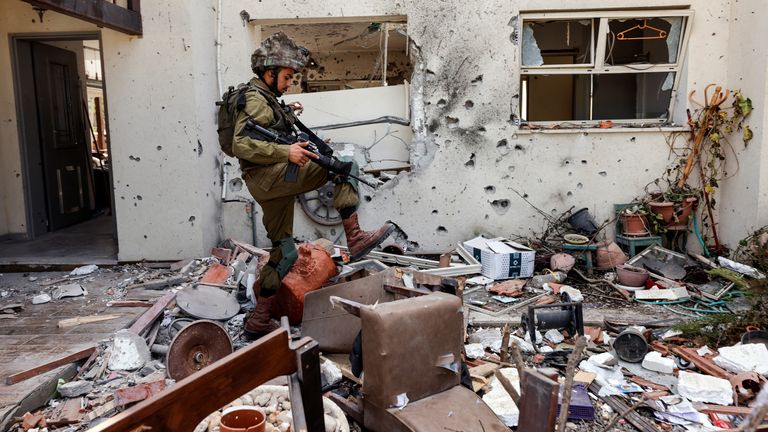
[517,369,559,432]
[0,303,23,313]
[630,375,669,391]
[327,392,364,425]
[5,347,96,385]
[589,382,657,432]
[128,291,176,336]
[107,300,153,308]
[601,395,648,432]
[210,247,232,265]
[126,274,188,290]
[58,314,121,328]
[199,263,232,285]
[574,371,596,386]
[382,283,429,298]
[230,239,270,257]
[557,336,587,432]
[493,368,520,405]
[329,296,363,317]
[499,323,511,363]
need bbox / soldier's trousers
[243,161,359,296]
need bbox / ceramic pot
[596,242,628,269]
[667,197,697,229]
[616,265,649,287]
[648,202,674,224]
[621,213,649,236]
[220,408,265,432]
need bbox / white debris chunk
[320,359,342,387]
[560,286,584,302]
[677,371,733,405]
[545,329,565,344]
[524,330,543,345]
[482,367,520,427]
[696,346,712,357]
[52,283,86,300]
[69,264,99,276]
[108,329,151,371]
[713,343,768,375]
[32,293,52,304]
[464,343,486,359]
[641,351,675,374]
[469,328,502,350]
[588,352,617,368]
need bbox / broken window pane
[592,72,675,120]
[522,20,593,66]
[606,17,683,65]
[521,74,591,121]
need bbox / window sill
[515,125,690,135]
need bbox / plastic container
[568,208,599,235]
[220,408,265,432]
[613,329,648,363]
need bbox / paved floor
[0,216,117,267]
[0,270,158,428]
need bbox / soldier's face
[275,68,295,94]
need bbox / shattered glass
[522,19,593,66]
[593,72,675,120]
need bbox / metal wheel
[299,181,342,226]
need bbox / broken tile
[32,293,51,304]
[114,379,166,406]
[52,283,86,300]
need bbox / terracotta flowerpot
[648,202,674,225]
[667,197,697,229]
[596,242,628,269]
[220,408,265,432]
[621,213,649,236]
[616,265,650,287]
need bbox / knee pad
[271,237,298,279]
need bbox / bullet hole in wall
[497,139,510,155]
[567,191,573,196]
[514,144,524,151]
[490,199,511,215]
[465,100,474,109]
[129,155,141,161]
[598,171,607,177]
[581,160,587,164]
[630,136,636,142]
[428,119,440,133]
[446,116,459,129]
[485,185,496,194]
[436,226,447,234]
[157,145,163,151]
[189,216,196,222]
[432,210,438,215]
[471,75,483,83]
[465,153,476,168]
[437,98,447,108]
[229,178,243,192]
[136,195,142,200]
[364,195,372,202]
[577,182,583,189]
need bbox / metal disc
[166,320,233,381]
[299,181,342,226]
[176,284,240,320]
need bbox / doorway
[3,33,116,264]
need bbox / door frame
[9,31,115,242]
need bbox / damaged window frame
[519,9,693,127]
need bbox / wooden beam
[5,347,95,385]
[88,329,299,431]
[128,291,175,335]
[23,0,142,35]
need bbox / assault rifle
[244,118,376,188]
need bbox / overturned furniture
[87,325,324,432]
[304,269,508,432]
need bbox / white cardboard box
[463,236,536,280]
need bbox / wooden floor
[0,270,158,428]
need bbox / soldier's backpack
[216,84,250,158]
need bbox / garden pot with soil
[621,213,649,236]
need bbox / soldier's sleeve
[232,90,290,165]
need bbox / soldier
[233,32,394,339]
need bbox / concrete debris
[58,380,93,398]
[320,359,342,388]
[713,343,768,375]
[464,343,486,359]
[52,283,86,300]
[69,264,99,276]
[641,352,675,374]
[32,293,51,304]
[677,371,734,405]
[108,329,151,371]
[482,367,520,427]
[544,329,565,344]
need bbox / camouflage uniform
[233,78,359,295]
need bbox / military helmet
[251,32,310,73]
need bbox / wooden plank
[5,347,95,385]
[517,370,558,432]
[88,329,299,432]
[589,382,658,432]
[128,291,175,335]
[23,0,142,35]
[199,263,231,285]
[671,346,732,379]
[58,314,121,328]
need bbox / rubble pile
[3,218,768,431]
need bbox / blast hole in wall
[229,178,243,192]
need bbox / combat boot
[342,212,395,261]
[243,296,280,340]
